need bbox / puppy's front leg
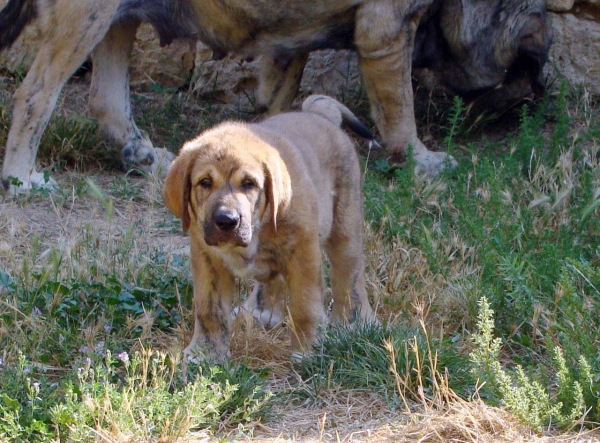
[286,238,326,361]
[185,243,234,362]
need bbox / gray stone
[547,0,575,11]
[547,10,600,94]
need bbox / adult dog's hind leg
[1,1,119,190]
[89,21,174,175]
[256,54,308,115]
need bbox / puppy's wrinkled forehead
[187,137,264,186]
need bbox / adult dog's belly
[189,1,358,61]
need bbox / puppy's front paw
[184,338,230,364]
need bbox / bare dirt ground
[1,73,600,442]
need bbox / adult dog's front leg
[90,22,174,176]
[185,244,235,362]
[355,0,456,176]
[256,54,309,115]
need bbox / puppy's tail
[302,95,380,147]
[0,0,37,51]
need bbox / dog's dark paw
[121,138,175,176]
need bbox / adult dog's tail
[0,0,37,51]
[301,95,380,146]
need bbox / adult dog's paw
[413,149,458,176]
[2,171,58,194]
[121,136,175,177]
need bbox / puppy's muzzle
[214,210,241,232]
[204,207,251,247]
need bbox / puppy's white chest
[214,242,272,281]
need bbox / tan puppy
[163,95,375,361]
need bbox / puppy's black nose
[214,211,240,232]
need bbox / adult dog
[163,95,375,361]
[0,0,551,191]
[412,0,552,111]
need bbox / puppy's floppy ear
[262,151,292,231]
[163,151,196,232]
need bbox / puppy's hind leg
[1,1,120,191]
[89,21,175,176]
[326,233,375,325]
[325,163,375,324]
[287,238,327,361]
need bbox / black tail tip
[342,116,381,147]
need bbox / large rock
[547,4,600,94]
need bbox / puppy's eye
[199,178,212,189]
[242,178,257,190]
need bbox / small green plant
[444,95,467,149]
[50,349,272,441]
[470,297,589,430]
[38,115,103,170]
[0,352,56,443]
[0,348,273,442]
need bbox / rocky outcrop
[547,2,600,94]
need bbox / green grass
[359,87,600,428]
[293,321,473,407]
[1,78,600,440]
